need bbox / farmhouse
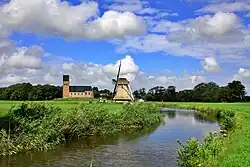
[62,75,94,99]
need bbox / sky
[0,0,250,93]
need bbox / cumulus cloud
[201,57,220,72]
[102,55,139,75]
[0,0,146,40]
[5,47,43,69]
[114,11,250,67]
[0,38,43,73]
[167,12,241,42]
[234,68,250,79]
[233,68,250,93]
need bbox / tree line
[0,83,62,101]
[133,80,250,102]
[0,80,249,102]
[0,83,113,101]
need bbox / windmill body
[112,61,134,102]
[113,78,134,102]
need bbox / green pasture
[0,100,122,116]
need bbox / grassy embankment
[0,101,163,156]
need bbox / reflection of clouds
[192,116,196,125]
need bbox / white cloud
[136,8,158,14]
[0,0,146,40]
[233,68,250,93]
[102,55,139,81]
[5,47,42,69]
[167,12,241,41]
[114,11,250,67]
[0,52,208,92]
[235,68,250,79]
[0,37,44,72]
[201,57,220,72]
[106,0,178,18]
[196,2,250,13]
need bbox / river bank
[0,102,164,156]
[0,108,219,167]
[158,102,247,167]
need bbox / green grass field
[0,100,122,116]
[0,100,250,166]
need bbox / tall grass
[0,102,163,156]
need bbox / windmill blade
[112,79,117,85]
[112,60,122,100]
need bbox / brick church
[63,75,94,99]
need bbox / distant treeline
[0,80,249,102]
[0,83,62,101]
[133,80,250,102]
[0,83,113,101]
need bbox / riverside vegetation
[158,103,242,167]
[0,102,164,156]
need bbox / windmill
[112,61,134,102]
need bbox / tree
[92,87,100,98]
[246,96,250,102]
[177,90,194,102]
[227,80,246,102]
[133,90,140,99]
[93,87,99,92]
[218,86,232,102]
[133,88,147,99]
[165,86,176,101]
[147,86,166,101]
[193,82,220,102]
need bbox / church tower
[63,75,70,98]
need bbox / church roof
[69,86,93,92]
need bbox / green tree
[193,82,220,102]
[227,80,246,102]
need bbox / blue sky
[0,0,250,92]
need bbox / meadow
[0,100,250,166]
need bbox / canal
[0,108,220,167]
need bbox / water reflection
[163,108,217,124]
[0,109,219,167]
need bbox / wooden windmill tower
[112,61,134,102]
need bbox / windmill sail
[112,61,122,100]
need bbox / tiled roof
[69,86,93,92]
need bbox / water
[0,108,220,167]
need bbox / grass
[0,100,122,116]
[0,101,164,156]
[1,101,250,166]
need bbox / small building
[63,75,94,99]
